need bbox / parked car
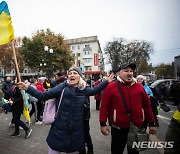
[150,79,180,100]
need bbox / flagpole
[11,40,21,82]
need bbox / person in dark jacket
[52,72,66,87]
[100,63,156,154]
[171,81,180,106]
[1,76,13,100]
[79,83,94,154]
[9,78,32,139]
[17,67,114,154]
[2,76,14,124]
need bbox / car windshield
[150,80,164,88]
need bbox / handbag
[116,81,149,151]
[43,88,65,125]
[160,102,170,112]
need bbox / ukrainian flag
[0,1,14,45]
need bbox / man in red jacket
[99,63,156,154]
[35,77,45,124]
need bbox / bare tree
[104,38,153,73]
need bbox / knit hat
[118,63,136,71]
[68,67,83,77]
[137,75,146,80]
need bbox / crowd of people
[1,64,180,154]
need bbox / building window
[72,46,75,50]
[85,59,91,63]
[28,69,31,73]
[85,44,90,48]
[78,45,80,49]
[24,70,27,73]
[84,50,91,56]
[78,53,80,57]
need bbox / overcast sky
[3,0,180,69]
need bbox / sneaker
[10,132,20,137]
[19,126,23,130]
[35,121,42,125]
[9,121,15,128]
[25,129,32,139]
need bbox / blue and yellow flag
[0,1,14,45]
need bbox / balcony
[84,63,92,66]
[83,55,92,59]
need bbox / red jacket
[100,79,155,129]
[36,82,45,92]
[94,80,101,100]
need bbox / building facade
[174,55,180,79]
[66,36,105,80]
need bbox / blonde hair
[78,77,86,90]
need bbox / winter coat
[36,82,45,92]
[1,81,13,99]
[10,86,23,114]
[83,97,90,120]
[100,79,155,129]
[27,80,108,153]
[94,80,101,100]
[143,83,153,97]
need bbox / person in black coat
[79,95,94,154]
[9,78,32,139]
[52,72,66,87]
[1,76,13,100]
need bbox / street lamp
[44,46,53,78]
[44,46,53,54]
[39,62,46,76]
[40,63,46,67]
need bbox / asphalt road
[156,100,177,141]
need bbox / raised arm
[86,74,114,96]
[17,82,64,101]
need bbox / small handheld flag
[0,1,14,45]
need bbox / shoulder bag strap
[115,80,131,120]
[55,88,65,117]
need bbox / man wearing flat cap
[99,63,156,154]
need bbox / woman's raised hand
[106,73,115,83]
[17,82,28,90]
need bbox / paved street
[0,97,176,154]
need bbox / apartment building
[0,36,105,81]
[66,36,105,80]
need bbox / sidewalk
[0,97,160,154]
